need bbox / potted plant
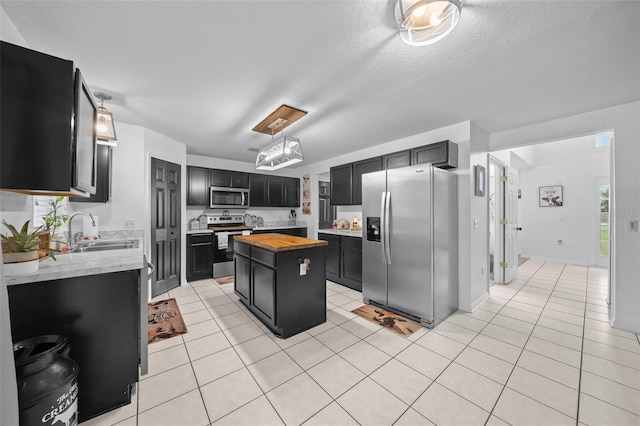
[1,220,45,275]
[41,196,68,256]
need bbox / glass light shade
[96,105,118,146]
[395,0,462,46]
[256,136,303,171]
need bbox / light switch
[629,220,639,232]
[474,219,478,229]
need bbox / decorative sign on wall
[474,165,486,197]
[539,185,563,207]
[302,174,311,214]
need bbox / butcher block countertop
[234,233,328,252]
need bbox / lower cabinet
[186,233,213,281]
[251,227,307,237]
[233,241,326,338]
[8,269,143,423]
[318,234,362,291]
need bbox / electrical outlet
[123,220,135,229]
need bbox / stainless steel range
[207,214,252,278]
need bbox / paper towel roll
[83,215,99,239]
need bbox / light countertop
[318,229,363,238]
[5,238,145,286]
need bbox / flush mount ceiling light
[93,92,118,146]
[395,0,462,46]
[254,104,307,170]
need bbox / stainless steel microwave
[209,186,250,209]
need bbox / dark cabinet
[252,227,307,237]
[71,144,111,203]
[187,166,209,206]
[267,176,285,207]
[352,157,383,205]
[284,177,300,207]
[231,171,249,188]
[383,150,411,170]
[318,234,362,291]
[210,169,231,187]
[1,41,97,197]
[249,174,269,207]
[330,164,353,205]
[8,269,142,422]
[234,241,326,338]
[411,140,458,169]
[187,233,213,281]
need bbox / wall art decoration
[475,165,486,197]
[302,174,311,214]
[539,185,563,207]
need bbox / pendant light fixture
[253,104,307,171]
[93,92,118,146]
[395,0,462,46]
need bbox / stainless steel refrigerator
[362,164,458,328]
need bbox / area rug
[351,304,422,337]
[148,298,188,344]
[214,275,234,285]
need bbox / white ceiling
[3,1,639,167]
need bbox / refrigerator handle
[385,191,391,264]
[380,192,387,264]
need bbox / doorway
[150,158,181,297]
[595,177,610,268]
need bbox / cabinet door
[411,140,458,169]
[249,174,268,207]
[284,177,300,207]
[234,254,251,303]
[383,150,411,170]
[187,166,209,206]
[330,163,353,205]
[252,262,276,326]
[268,176,285,207]
[231,171,249,188]
[352,157,383,205]
[325,243,340,282]
[187,234,213,281]
[340,237,362,291]
[71,144,111,203]
[210,169,231,187]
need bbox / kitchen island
[5,236,148,423]
[233,233,327,338]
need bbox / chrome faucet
[67,211,96,248]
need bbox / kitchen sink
[70,239,139,253]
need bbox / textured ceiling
[2,1,639,167]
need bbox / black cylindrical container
[13,335,79,426]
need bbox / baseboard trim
[611,318,640,334]
[520,254,592,266]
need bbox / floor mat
[148,298,188,344]
[214,275,234,285]
[351,304,422,337]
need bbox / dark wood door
[231,171,249,188]
[268,176,285,206]
[234,254,250,303]
[249,174,268,207]
[352,157,383,205]
[187,166,208,206]
[383,150,411,170]
[186,233,213,282]
[330,163,353,205]
[210,169,231,187]
[283,177,300,207]
[71,144,111,203]
[252,262,276,326]
[151,158,181,297]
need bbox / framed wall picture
[539,185,563,207]
[475,165,486,197]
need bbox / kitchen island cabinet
[318,231,362,291]
[233,234,327,338]
[6,246,148,423]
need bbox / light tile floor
[82,259,640,425]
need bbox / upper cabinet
[71,145,112,203]
[330,140,458,205]
[231,171,249,188]
[1,41,98,197]
[187,166,210,206]
[283,177,300,207]
[352,157,383,205]
[209,169,230,187]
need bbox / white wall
[490,101,640,333]
[519,156,609,265]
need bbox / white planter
[3,258,39,275]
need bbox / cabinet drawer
[341,236,362,249]
[190,233,212,245]
[251,246,276,267]
[318,234,340,244]
[234,241,250,257]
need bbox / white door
[595,178,610,268]
[502,166,519,283]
